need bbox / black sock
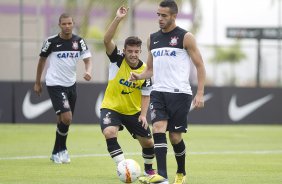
[143,147,155,171]
[106,137,123,158]
[153,133,167,178]
[52,123,61,154]
[59,122,69,150]
[172,139,186,175]
[53,122,69,153]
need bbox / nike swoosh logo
[228,94,273,121]
[22,91,52,119]
[190,93,213,111]
[153,41,159,44]
[56,44,62,47]
[121,90,133,95]
[95,92,104,118]
[175,126,182,129]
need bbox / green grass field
[0,124,282,184]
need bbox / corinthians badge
[169,36,179,46]
[72,41,78,50]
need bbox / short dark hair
[124,36,142,48]
[159,0,178,14]
[59,13,73,23]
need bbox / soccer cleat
[144,169,157,176]
[139,174,169,184]
[173,173,186,184]
[50,153,62,164]
[59,149,71,164]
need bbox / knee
[103,127,118,139]
[137,135,154,148]
[169,132,182,144]
[143,138,154,148]
[152,121,167,133]
[60,112,72,125]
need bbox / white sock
[113,154,125,165]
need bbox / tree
[64,0,125,50]
[211,41,246,85]
[63,0,202,50]
[188,0,202,34]
[64,0,201,36]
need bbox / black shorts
[100,108,152,139]
[47,84,77,115]
[150,91,192,133]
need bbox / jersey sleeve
[39,38,52,57]
[106,46,123,67]
[79,38,92,59]
[141,78,153,96]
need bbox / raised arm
[104,6,128,55]
[184,32,206,109]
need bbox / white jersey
[150,26,192,95]
[40,34,92,87]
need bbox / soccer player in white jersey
[100,6,156,176]
[130,0,206,183]
[33,13,92,164]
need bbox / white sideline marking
[1,150,282,161]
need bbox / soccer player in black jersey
[100,6,156,177]
[34,13,92,164]
[130,1,206,183]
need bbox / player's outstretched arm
[104,6,128,55]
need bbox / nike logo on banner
[22,91,52,119]
[190,93,213,111]
[228,94,273,122]
[56,44,62,47]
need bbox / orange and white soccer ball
[117,159,141,183]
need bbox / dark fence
[0,82,281,124]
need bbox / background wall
[1,82,280,124]
[0,0,282,87]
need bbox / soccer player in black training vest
[34,13,93,164]
[130,1,206,183]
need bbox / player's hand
[129,72,139,81]
[138,115,148,129]
[84,72,92,81]
[192,93,204,109]
[116,6,128,18]
[33,83,42,96]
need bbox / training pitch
[0,124,281,184]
